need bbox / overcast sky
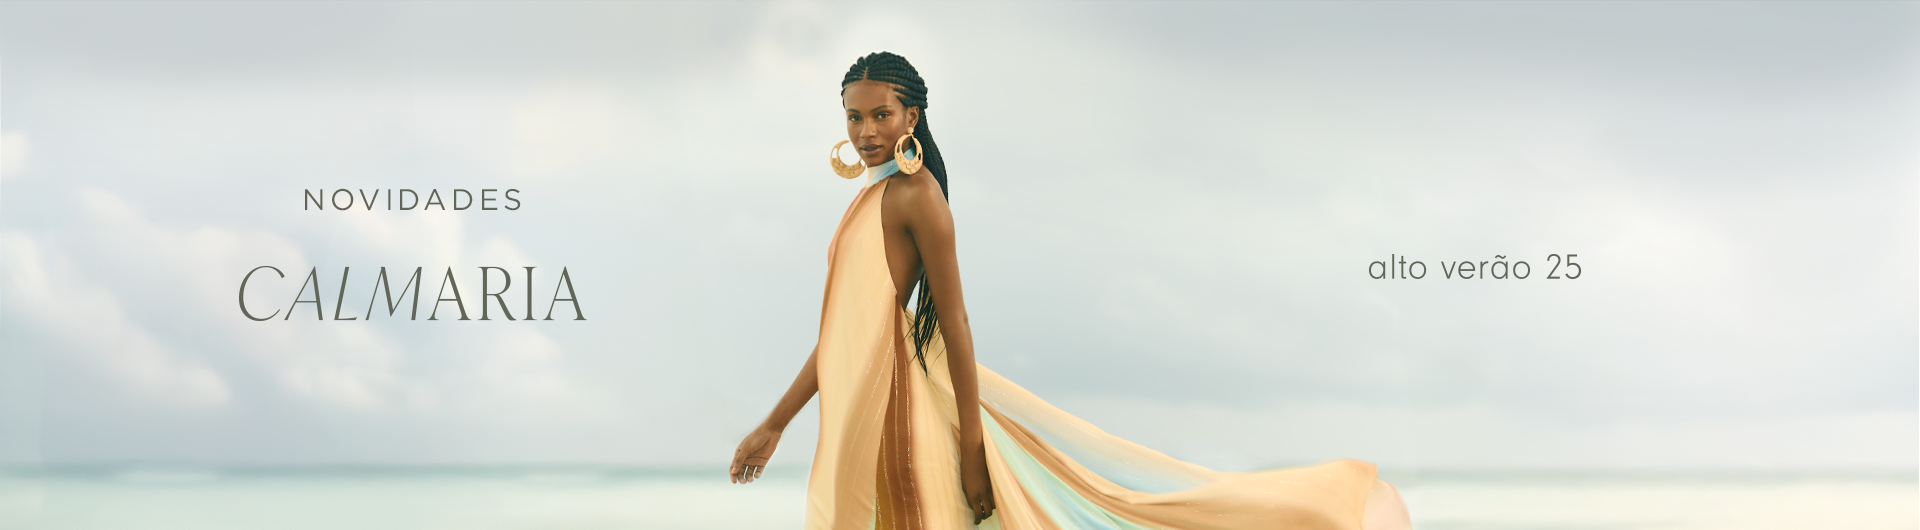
[1,1,1913,473]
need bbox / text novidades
[304,188,522,211]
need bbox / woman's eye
[876,112,890,120]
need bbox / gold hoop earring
[893,133,924,175]
[829,140,864,179]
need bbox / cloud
[511,82,632,178]
[1,230,229,408]
[7,187,599,420]
[0,131,26,180]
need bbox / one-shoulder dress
[807,174,1379,530]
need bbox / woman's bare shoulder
[883,171,953,229]
[887,172,947,205]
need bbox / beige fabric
[806,181,1377,529]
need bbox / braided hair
[841,51,948,373]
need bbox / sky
[0,1,1914,473]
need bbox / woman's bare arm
[900,178,995,522]
[907,195,979,450]
[730,345,818,484]
[763,344,820,432]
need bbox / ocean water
[0,466,1912,530]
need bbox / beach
[1,466,1912,530]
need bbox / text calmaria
[239,266,583,321]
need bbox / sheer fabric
[807,179,1377,530]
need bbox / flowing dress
[807,175,1378,530]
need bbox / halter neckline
[866,147,916,187]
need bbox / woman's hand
[734,347,818,484]
[730,425,783,484]
[960,437,995,523]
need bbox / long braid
[841,52,947,373]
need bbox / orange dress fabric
[807,178,1378,530]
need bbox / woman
[729,51,1411,530]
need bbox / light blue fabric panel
[984,409,1162,530]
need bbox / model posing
[729,52,1411,530]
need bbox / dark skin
[730,79,996,525]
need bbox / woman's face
[842,80,919,167]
